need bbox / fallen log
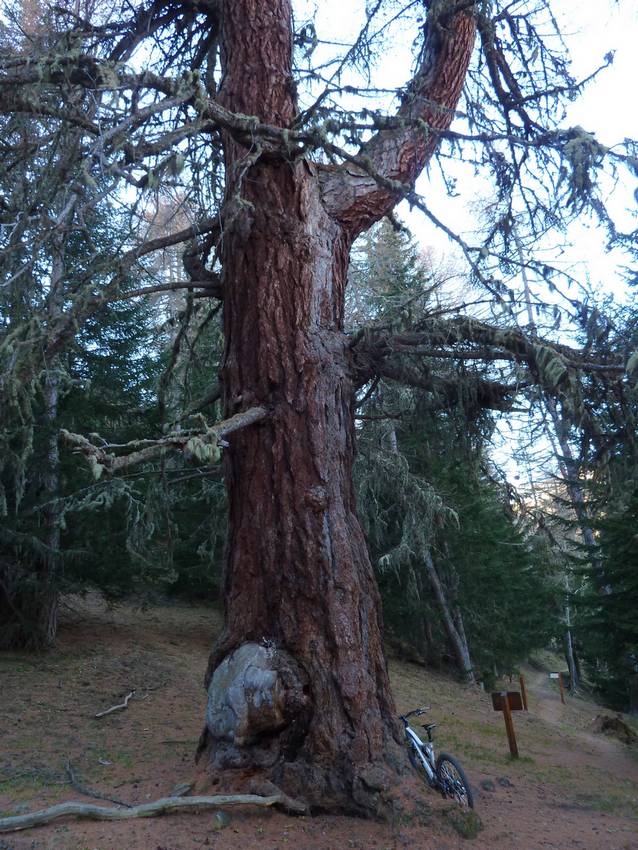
[0,793,285,833]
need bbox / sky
[405,0,638,302]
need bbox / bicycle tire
[407,742,435,787]
[435,752,474,808]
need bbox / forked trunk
[200,0,476,813]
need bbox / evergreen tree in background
[579,491,638,710]
[352,220,558,683]
[569,306,638,710]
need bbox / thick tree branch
[61,406,269,476]
[0,794,291,834]
[320,0,477,234]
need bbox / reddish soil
[1,595,637,849]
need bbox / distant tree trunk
[563,585,579,693]
[200,0,476,813]
[423,551,475,683]
[38,360,61,646]
[564,623,578,694]
[40,241,66,643]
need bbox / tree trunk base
[201,756,411,819]
[200,641,408,816]
[0,561,58,650]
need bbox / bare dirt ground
[1,595,637,850]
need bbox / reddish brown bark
[201,0,476,813]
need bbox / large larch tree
[1,0,635,815]
[196,0,475,811]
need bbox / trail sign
[519,674,529,711]
[491,691,523,712]
[549,672,566,704]
[491,691,522,758]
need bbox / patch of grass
[115,752,135,769]
[7,735,42,750]
[439,734,527,767]
[566,791,635,816]
[442,806,483,839]
[0,663,34,674]
[0,772,57,793]
[528,650,565,672]
[507,754,535,764]
[86,744,135,771]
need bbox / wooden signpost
[549,672,566,704]
[491,691,523,758]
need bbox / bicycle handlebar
[399,705,430,723]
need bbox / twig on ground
[94,690,135,718]
[65,761,131,808]
[160,739,197,745]
[0,793,292,833]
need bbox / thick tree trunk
[200,0,476,813]
[202,147,402,816]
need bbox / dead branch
[94,690,135,718]
[0,793,289,833]
[109,279,222,302]
[61,405,269,476]
[65,761,131,808]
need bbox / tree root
[0,793,286,833]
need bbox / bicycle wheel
[408,742,435,787]
[435,753,474,808]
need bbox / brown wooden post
[558,672,566,705]
[501,693,519,758]
[519,674,529,711]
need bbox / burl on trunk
[199,0,476,813]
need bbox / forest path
[525,665,638,784]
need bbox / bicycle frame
[404,724,436,784]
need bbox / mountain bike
[400,706,474,808]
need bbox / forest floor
[1,594,637,850]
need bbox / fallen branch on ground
[65,761,131,808]
[0,794,287,833]
[94,690,135,718]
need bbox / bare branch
[320,0,477,234]
[61,406,269,475]
[0,794,293,834]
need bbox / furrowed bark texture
[201,0,476,814]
